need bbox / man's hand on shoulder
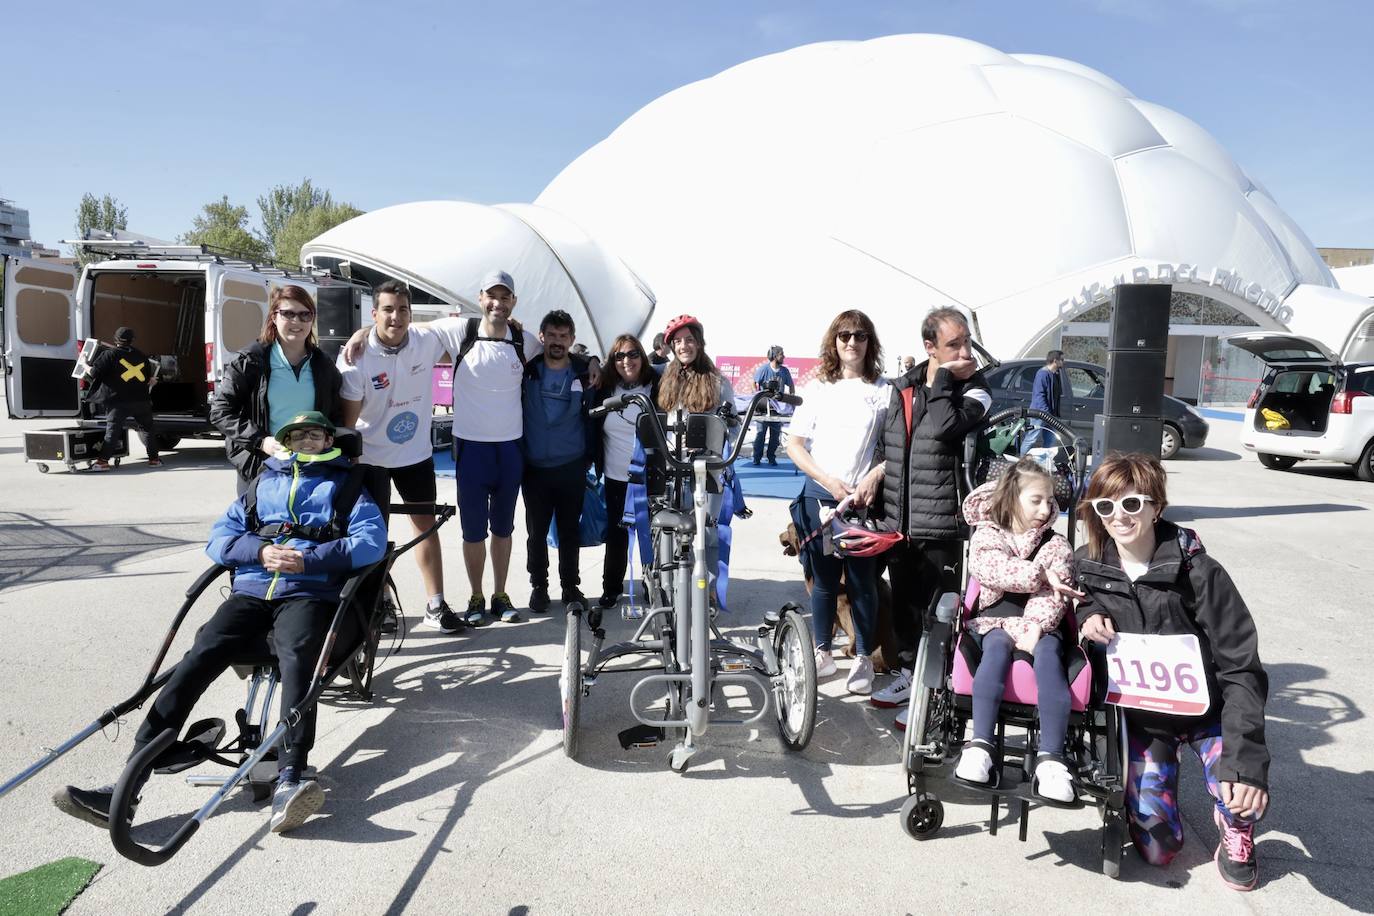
[341,327,371,366]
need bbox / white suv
[1228,332,1374,481]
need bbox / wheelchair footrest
[152,718,228,774]
[618,724,665,749]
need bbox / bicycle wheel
[773,606,817,750]
[561,611,582,759]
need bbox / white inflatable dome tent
[301,200,656,356]
[536,34,1373,366]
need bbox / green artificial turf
[0,857,102,916]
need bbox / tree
[271,200,364,267]
[257,178,362,265]
[180,195,271,263]
[73,193,129,265]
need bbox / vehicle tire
[1159,423,1182,461]
[561,611,582,759]
[773,606,817,751]
[1356,440,1374,483]
[1101,809,1127,878]
[139,431,181,451]
[1257,452,1298,471]
[900,792,944,840]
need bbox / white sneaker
[1034,758,1076,803]
[846,655,874,695]
[955,744,995,784]
[815,649,838,678]
[871,668,912,708]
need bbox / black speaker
[315,287,359,339]
[1105,349,1167,417]
[1109,284,1171,351]
[1094,414,1163,460]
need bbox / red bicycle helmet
[828,495,903,559]
[663,314,704,346]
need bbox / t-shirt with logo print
[338,324,467,468]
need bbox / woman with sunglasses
[784,310,889,694]
[1073,453,1269,892]
[591,333,661,611]
[211,285,345,495]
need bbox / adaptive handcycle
[567,387,818,772]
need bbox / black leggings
[971,629,1070,758]
[602,477,630,598]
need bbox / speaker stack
[314,285,364,361]
[1094,284,1170,461]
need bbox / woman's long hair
[816,309,884,383]
[657,324,722,413]
[599,333,656,394]
[1077,452,1170,560]
[258,285,319,348]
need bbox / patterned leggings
[1125,718,1254,866]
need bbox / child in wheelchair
[953,457,1077,804]
[1074,453,1269,892]
[55,411,386,835]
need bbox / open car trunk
[1254,368,1337,434]
[85,270,210,435]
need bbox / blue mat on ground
[435,445,802,499]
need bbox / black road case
[24,427,129,473]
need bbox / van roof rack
[62,238,365,287]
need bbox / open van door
[209,269,270,386]
[3,256,81,418]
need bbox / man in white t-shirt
[339,281,467,634]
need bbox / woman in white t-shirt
[592,333,659,611]
[785,310,890,695]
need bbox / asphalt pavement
[0,405,1369,915]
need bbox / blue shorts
[455,438,523,543]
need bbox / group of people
[60,276,1271,892]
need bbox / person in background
[211,286,344,496]
[1023,349,1064,452]
[591,332,660,615]
[338,280,465,635]
[902,355,915,373]
[784,311,888,694]
[752,345,794,466]
[521,310,596,616]
[649,332,670,367]
[85,326,162,470]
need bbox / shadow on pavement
[0,511,202,592]
[1164,503,1364,522]
[1175,447,1241,462]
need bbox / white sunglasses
[1090,494,1154,518]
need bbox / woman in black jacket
[210,285,344,494]
[1074,453,1269,892]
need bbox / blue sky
[4,0,1372,254]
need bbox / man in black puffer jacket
[867,308,991,717]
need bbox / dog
[780,522,900,672]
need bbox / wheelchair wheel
[561,610,582,759]
[773,605,817,751]
[900,792,944,840]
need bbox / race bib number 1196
[1104,633,1210,716]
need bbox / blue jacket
[521,355,596,468]
[1030,367,1061,415]
[206,450,387,601]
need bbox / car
[1225,332,1374,481]
[981,359,1209,460]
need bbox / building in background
[0,199,58,260]
[1320,248,1374,268]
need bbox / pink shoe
[1214,808,1258,891]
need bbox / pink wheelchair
[896,407,1130,878]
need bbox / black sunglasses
[836,330,870,343]
[612,350,643,362]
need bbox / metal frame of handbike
[0,503,454,867]
[569,388,817,772]
[896,407,1131,877]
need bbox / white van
[2,241,370,447]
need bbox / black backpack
[245,464,369,542]
[454,317,527,367]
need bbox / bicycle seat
[652,508,695,533]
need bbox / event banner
[716,356,821,391]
